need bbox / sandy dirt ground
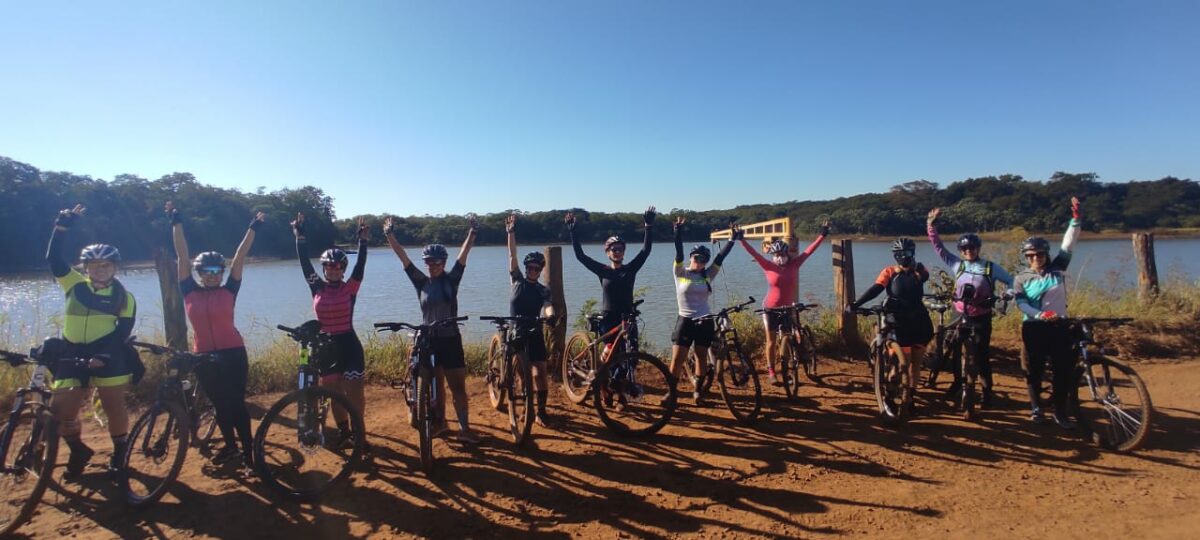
[11,354,1199,539]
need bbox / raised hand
[1071,196,1081,220]
[731,222,744,241]
[820,219,832,236]
[165,200,179,222]
[564,212,576,230]
[384,216,396,236]
[55,203,86,228]
[927,208,941,226]
[249,211,266,230]
[673,216,685,231]
[357,216,369,241]
[505,212,516,233]
[291,213,306,238]
[644,206,657,226]
[466,213,479,233]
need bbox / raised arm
[673,216,684,264]
[455,214,478,268]
[566,212,607,275]
[384,216,414,268]
[166,202,191,281]
[1051,197,1082,272]
[506,213,520,275]
[626,206,656,272]
[350,216,368,282]
[292,213,321,294]
[712,236,735,267]
[230,211,265,281]
[925,208,959,267]
[47,204,85,278]
[740,238,776,272]
[794,220,831,266]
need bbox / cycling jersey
[406,261,465,337]
[509,269,551,320]
[673,228,733,317]
[741,232,826,309]
[854,263,933,347]
[181,277,244,353]
[571,226,651,315]
[1014,219,1080,321]
[299,239,368,335]
[927,226,1014,317]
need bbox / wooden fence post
[543,246,567,378]
[154,247,189,351]
[1132,233,1159,301]
[832,239,859,346]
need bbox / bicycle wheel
[191,386,219,456]
[593,352,677,437]
[254,387,364,501]
[716,347,762,426]
[562,332,595,405]
[415,367,435,473]
[0,404,58,537]
[1074,355,1153,452]
[874,343,911,426]
[960,340,978,421]
[777,338,801,400]
[799,326,819,381]
[507,356,535,446]
[684,349,713,399]
[486,335,505,411]
[123,401,191,507]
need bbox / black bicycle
[121,342,220,507]
[482,315,549,446]
[923,287,1011,421]
[853,304,913,426]
[253,321,365,501]
[375,316,467,473]
[686,297,762,426]
[755,302,820,398]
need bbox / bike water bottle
[31,365,48,389]
[181,378,193,391]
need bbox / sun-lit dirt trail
[16,355,1200,539]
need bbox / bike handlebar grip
[633,299,645,307]
[452,316,469,322]
[373,322,393,328]
[276,324,295,333]
[478,316,502,321]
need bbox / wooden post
[1132,233,1159,301]
[154,247,189,351]
[543,246,567,378]
[832,239,859,346]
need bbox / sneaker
[767,367,779,385]
[63,444,95,480]
[432,423,453,439]
[535,412,554,428]
[980,388,994,410]
[1030,408,1046,424]
[1053,413,1077,430]
[212,445,240,465]
[456,429,482,444]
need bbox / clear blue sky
[2,1,1197,217]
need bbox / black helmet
[422,244,449,261]
[80,243,120,262]
[689,244,711,262]
[192,251,226,270]
[957,234,982,250]
[767,240,789,255]
[523,251,546,267]
[604,236,625,251]
[320,248,349,268]
[1021,236,1051,254]
[891,238,916,253]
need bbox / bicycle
[853,304,913,426]
[120,342,220,507]
[253,321,365,501]
[374,316,467,473]
[920,292,958,390]
[686,297,762,426]
[1037,317,1152,452]
[482,315,549,446]
[561,300,677,436]
[922,288,1011,421]
[754,302,820,399]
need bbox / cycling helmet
[422,244,449,261]
[80,243,120,262]
[957,234,982,250]
[1021,236,1051,254]
[192,251,226,270]
[767,240,789,255]
[891,238,916,253]
[320,248,349,268]
[523,251,546,267]
[604,236,626,251]
[689,245,711,263]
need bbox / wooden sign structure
[709,217,799,254]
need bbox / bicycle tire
[508,356,535,446]
[874,342,911,426]
[960,339,978,421]
[778,338,801,400]
[800,326,819,381]
[0,404,58,537]
[123,401,191,507]
[716,346,762,426]
[562,332,595,405]
[592,352,677,437]
[253,386,364,501]
[1074,355,1153,452]
[416,366,435,473]
[486,334,505,411]
[684,348,714,399]
[191,386,219,456]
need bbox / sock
[536,390,548,415]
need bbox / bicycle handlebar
[374,316,469,333]
[754,302,819,315]
[0,350,31,367]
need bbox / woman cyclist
[667,217,734,402]
[740,220,829,383]
[848,238,934,406]
[504,213,557,426]
[167,201,261,468]
[926,207,1015,408]
[291,212,370,450]
[385,215,480,443]
[46,204,141,479]
[564,206,656,342]
[1014,197,1082,428]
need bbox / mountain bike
[1038,318,1152,452]
[482,315,549,446]
[374,316,467,473]
[120,342,220,507]
[755,303,820,398]
[253,322,365,501]
[686,297,762,426]
[920,293,958,389]
[923,287,1011,421]
[561,300,677,436]
[853,304,913,426]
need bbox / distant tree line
[3,155,1196,272]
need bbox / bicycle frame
[0,355,53,472]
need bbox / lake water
[3,238,1198,350]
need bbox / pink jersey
[741,234,826,308]
[313,279,362,335]
[181,277,245,353]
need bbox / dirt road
[17,356,1200,539]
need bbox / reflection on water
[2,238,1198,351]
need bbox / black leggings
[950,315,994,390]
[195,347,253,454]
[1021,321,1075,414]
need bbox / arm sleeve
[571,230,607,275]
[991,262,1015,288]
[673,226,684,264]
[712,240,734,268]
[224,277,242,296]
[510,269,523,284]
[449,261,465,286]
[296,239,321,295]
[46,227,71,278]
[740,239,775,271]
[927,224,959,267]
[179,277,198,296]
[626,224,653,272]
[1052,218,1080,271]
[350,239,367,282]
[1014,278,1042,319]
[404,262,426,291]
[853,284,886,308]
[793,232,827,267]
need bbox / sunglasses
[607,246,625,253]
[1025,252,1047,259]
[959,246,979,252]
[424,259,446,266]
[526,264,544,272]
[197,266,225,275]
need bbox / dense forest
[2,155,1197,272]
